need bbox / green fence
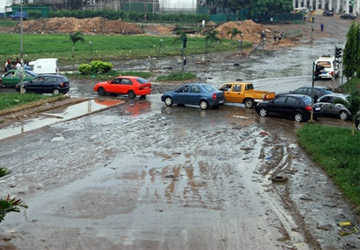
[121,3,153,12]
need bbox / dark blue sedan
[161,84,225,110]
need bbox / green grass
[297,123,360,206]
[0,33,251,65]
[0,168,10,178]
[0,93,53,111]
[157,72,197,81]
[0,20,18,27]
[67,70,151,81]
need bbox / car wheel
[97,87,106,96]
[294,112,303,122]
[164,97,173,107]
[259,107,268,117]
[356,121,360,131]
[339,110,349,121]
[199,100,208,110]
[128,90,136,99]
[53,89,60,95]
[244,99,254,109]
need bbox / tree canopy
[206,0,293,17]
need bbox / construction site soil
[2,17,299,48]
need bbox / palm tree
[227,28,243,40]
[205,30,220,54]
[69,32,85,59]
[332,88,360,135]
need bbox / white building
[293,0,360,14]
[159,0,197,12]
[0,0,34,17]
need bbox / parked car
[0,70,37,87]
[277,86,333,102]
[93,76,151,99]
[219,82,275,108]
[255,94,322,122]
[16,75,70,95]
[29,58,59,75]
[356,112,360,130]
[323,10,334,16]
[340,13,356,20]
[317,93,351,120]
[9,11,28,20]
[161,84,225,110]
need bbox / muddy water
[0,95,359,249]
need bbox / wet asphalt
[0,16,359,249]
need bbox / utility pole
[310,62,315,121]
[20,0,24,94]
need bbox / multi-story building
[293,0,360,14]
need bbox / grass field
[0,93,53,111]
[67,70,151,80]
[297,123,360,206]
[157,72,196,81]
[0,33,251,66]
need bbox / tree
[332,89,360,135]
[227,27,243,40]
[205,30,221,54]
[343,21,359,79]
[69,32,85,59]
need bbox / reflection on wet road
[0,99,123,141]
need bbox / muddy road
[1,16,360,249]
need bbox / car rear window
[300,96,312,105]
[60,76,69,82]
[203,85,217,92]
[316,61,331,68]
[136,78,148,84]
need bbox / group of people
[273,31,285,42]
[3,59,30,72]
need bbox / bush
[28,10,41,19]
[49,9,210,23]
[78,63,92,75]
[78,60,113,75]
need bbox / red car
[93,76,152,99]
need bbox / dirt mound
[215,20,270,43]
[18,17,144,35]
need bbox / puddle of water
[0,99,122,141]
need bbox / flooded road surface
[1,95,359,249]
[0,99,123,141]
[1,16,358,249]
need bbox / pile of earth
[16,17,144,35]
[215,19,296,47]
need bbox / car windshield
[203,85,217,92]
[136,78,148,84]
[300,96,312,105]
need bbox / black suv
[16,75,70,95]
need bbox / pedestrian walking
[320,23,324,32]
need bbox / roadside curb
[0,96,83,117]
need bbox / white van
[315,55,339,79]
[29,58,59,75]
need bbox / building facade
[293,0,360,14]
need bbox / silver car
[317,93,351,120]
